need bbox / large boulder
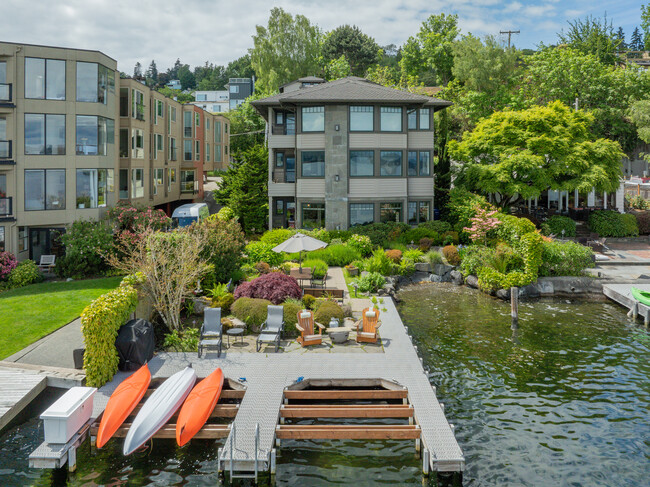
[450,270,464,285]
[465,275,479,289]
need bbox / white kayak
[123,366,196,455]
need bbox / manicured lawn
[0,276,122,360]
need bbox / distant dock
[603,283,650,325]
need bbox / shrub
[442,231,459,245]
[234,272,302,304]
[419,238,434,251]
[231,297,273,331]
[442,245,460,266]
[307,244,360,266]
[245,241,284,266]
[58,220,114,278]
[303,228,331,243]
[355,272,386,293]
[81,283,139,387]
[364,249,393,275]
[302,258,328,279]
[539,241,594,277]
[212,293,235,315]
[314,300,345,325]
[385,249,402,263]
[351,222,409,247]
[589,210,639,237]
[419,220,452,234]
[541,215,577,237]
[217,206,236,221]
[302,294,316,309]
[398,258,416,275]
[346,234,373,256]
[447,188,490,232]
[108,203,171,248]
[632,210,650,235]
[260,228,295,246]
[328,230,352,242]
[398,228,438,246]
[459,246,495,276]
[497,215,537,248]
[200,216,246,283]
[425,250,443,267]
[403,249,424,262]
[488,243,525,274]
[0,251,18,280]
[8,260,42,288]
[626,194,650,210]
[281,299,303,338]
[255,262,271,274]
[164,328,199,352]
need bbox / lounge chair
[296,309,325,347]
[355,307,381,344]
[198,307,222,357]
[256,305,284,352]
[38,255,56,274]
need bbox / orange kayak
[96,363,151,449]
[176,368,224,446]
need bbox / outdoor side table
[326,327,351,344]
[226,327,245,347]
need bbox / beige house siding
[408,178,435,197]
[407,132,434,149]
[268,134,295,149]
[349,178,407,198]
[297,133,325,149]
[297,178,325,197]
[349,133,407,149]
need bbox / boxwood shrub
[231,297,273,331]
[541,215,577,237]
[588,211,639,237]
[314,300,345,326]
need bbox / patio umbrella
[272,233,327,270]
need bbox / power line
[500,30,521,48]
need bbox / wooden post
[511,287,519,328]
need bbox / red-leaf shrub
[234,272,301,304]
[0,251,18,280]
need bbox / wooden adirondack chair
[295,309,325,347]
[355,307,381,343]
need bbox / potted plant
[345,264,359,276]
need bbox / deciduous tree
[557,14,621,65]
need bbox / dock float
[603,283,650,325]
[88,298,465,481]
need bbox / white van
[171,203,210,228]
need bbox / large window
[25,58,65,100]
[408,151,431,176]
[195,140,200,161]
[76,62,111,104]
[183,111,192,138]
[153,168,164,195]
[380,202,403,223]
[350,203,374,226]
[420,108,431,130]
[301,151,325,177]
[380,151,402,177]
[132,89,144,120]
[0,226,4,252]
[215,121,222,143]
[76,116,114,155]
[350,106,374,131]
[168,168,176,191]
[408,201,431,225]
[301,106,324,132]
[156,100,164,123]
[119,88,128,117]
[350,150,374,177]
[76,169,108,208]
[184,140,192,161]
[215,145,221,162]
[25,169,65,211]
[132,129,144,158]
[25,114,66,155]
[119,129,128,158]
[119,169,128,199]
[302,203,325,229]
[206,142,210,162]
[380,107,402,132]
[408,108,431,130]
[156,133,164,153]
[131,168,144,198]
[169,137,177,161]
[180,170,195,193]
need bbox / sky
[2,0,646,73]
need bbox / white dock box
[40,386,96,444]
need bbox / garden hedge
[81,283,138,387]
[541,215,577,237]
[314,300,345,326]
[231,297,273,331]
[588,210,639,237]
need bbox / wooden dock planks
[0,367,47,431]
[281,404,414,418]
[283,389,408,401]
[276,424,421,440]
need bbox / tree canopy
[250,7,322,92]
[448,101,624,206]
[322,25,380,77]
[557,14,621,65]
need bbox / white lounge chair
[198,307,222,357]
[256,305,284,352]
[38,255,56,274]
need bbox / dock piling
[511,287,519,327]
[67,446,76,472]
[422,449,430,476]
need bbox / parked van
[171,203,210,227]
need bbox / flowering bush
[346,234,373,256]
[58,220,114,278]
[0,251,18,280]
[463,206,502,244]
[234,272,302,304]
[108,203,171,248]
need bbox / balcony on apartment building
[0,196,13,219]
[0,140,12,162]
[0,83,12,105]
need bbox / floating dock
[90,298,464,480]
[603,283,650,325]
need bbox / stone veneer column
[324,105,349,230]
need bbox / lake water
[1,283,648,486]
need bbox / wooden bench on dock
[303,287,345,301]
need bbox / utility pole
[500,30,520,48]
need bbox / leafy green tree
[557,14,621,64]
[448,101,624,207]
[379,44,401,70]
[168,58,183,79]
[631,27,643,50]
[156,86,194,103]
[215,145,269,233]
[250,7,322,91]
[324,55,352,80]
[321,25,380,76]
[225,55,256,80]
[178,64,195,90]
[224,94,267,154]
[642,5,650,50]
[629,99,650,147]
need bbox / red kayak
[176,368,224,446]
[96,364,151,449]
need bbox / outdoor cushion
[365,311,376,318]
[305,334,321,341]
[300,311,311,319]
[358,332,376,339]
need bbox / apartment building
[192,90,229,113]
[0,42,118,261]
[227,77,254,110]
[251,76,451,230]
[0,42,230,260]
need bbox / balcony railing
[0,197,12,217]
[0,83,12,103]
[0,141,11,160]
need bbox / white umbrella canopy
[272,233,327,270]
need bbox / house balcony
[0,83,13,106]
[0,197,14,221]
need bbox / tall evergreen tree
[322,25,380,77]
[133,62,142,78]
[631,27,643,50]
[616,26,626,49]
[145,60,158,87]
